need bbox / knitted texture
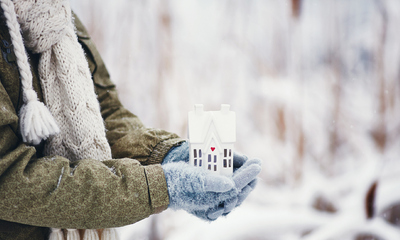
[162,159,261,221]
[162,141,189,164]
[66,229,80,240]
[0,0,59,144]
[82,229,99,240]
[49,228,64,240]
[13,0,112,162]
[1,0,115,239]
[162,162,237,212]
[101,228,119,240]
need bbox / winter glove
[162,141,189,164]
[231,154,262,206]
[162,155,261,221]
[190,157,261,221]
[162,162,235,212]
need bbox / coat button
[1,40,16,63]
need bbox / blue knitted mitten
[162,162,237,212]
[162,141,189,164]
[162,154,261,221]
[195,157,261,221]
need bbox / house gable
[188,104,236,144]
[204,126,223,155]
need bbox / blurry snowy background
[70,0,400,239]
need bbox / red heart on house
[211,147,215,152]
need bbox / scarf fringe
[49,228,119,240]
[19,90,60,145]
[49,228,64,240]
[1,0,60,145]
[102,228,119,240]
[66,229,80,240]
[82,229,99,240]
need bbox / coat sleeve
[0,14,184,230]
[0,80,170,229]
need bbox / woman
[0,0,261,239]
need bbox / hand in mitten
[162,162,236,213]
[195,154,262,220]
[232,153,262,207]
[163,157,261,221]
[162,141,189,164]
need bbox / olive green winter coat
[0,10,183,240]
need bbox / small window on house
[214,155,217,163]
[194,149,197,158]
[194,159,197,166]
[214,165,217,171]
[199,149,202,158]
[229,149,232,157]
[224,159,227,168]
[208,154,211,162]
[208,164,211,170]
[199,160,202,167]
[224,149,227,157]
[229,159,231,168]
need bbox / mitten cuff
[148,138,185,165]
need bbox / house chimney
[221,104,230,114]
[194,104,204,115]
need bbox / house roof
[188,104,236,143]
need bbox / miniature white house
[188,104,236,177]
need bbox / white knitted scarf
[0,0,117,239]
